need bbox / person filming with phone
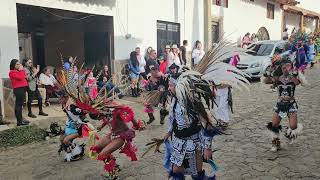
[23,59,48,118]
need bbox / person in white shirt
[39,67,59,105]
[192,40,205,67]
[169,44,181,67]
[136,47,147,80]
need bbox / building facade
[0,0,205,118]
[205,0,319,47]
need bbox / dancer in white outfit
[214,85,232,130]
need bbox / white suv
[237,40,290,78]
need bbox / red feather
[120,142,138,161]
[75,100,99,115]
[119,106,134,123]
[104,158,116,172]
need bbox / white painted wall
[304,16,317,33]
[0,0,20,79]
[114,0,204,59]
[1,0,204,67]
[285,11,300,35]
[296,0,320,14]
[211,0,282,44]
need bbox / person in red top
[9,59,30,126]
[158,55,168,75]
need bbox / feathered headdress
[292,30,309,45]
[173,38,250,126]
[55,54,118,115]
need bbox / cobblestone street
[0,65,319,180]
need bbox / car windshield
[248,44,274,56]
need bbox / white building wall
[285,11,300,34]
[0,0,204,76]
[0,0,20,79]
[296,0,320,14]
[211,0,282,44]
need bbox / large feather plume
[56,55,113,114]
[175,38,250,126]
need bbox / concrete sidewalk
[0,97,147,132]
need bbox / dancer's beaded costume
[265,58,305,152]
[144,40,250,180]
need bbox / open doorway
[16,3,114,71]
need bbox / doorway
[211,20,220,44]
[84,32,111,68]
[16,4,114,69]
[157,21,180,55]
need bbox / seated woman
[39,67,60,106]
[97,65,123,99]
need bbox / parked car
[236,40,290,78]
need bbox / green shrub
[0,125,47,148]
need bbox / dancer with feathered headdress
[289,30,309,73]
[55,56,145,179]
[264,56,306,152]
[143,39,250,180]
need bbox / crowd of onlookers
[241,32,259,48]
[127,39,206,97]
[8,39,207,125]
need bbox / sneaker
[39,112,48,116]
[28,113,37,118]
[17,121,29,126]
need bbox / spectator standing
[158,55,168,75]
[129,51,140,97]
[282,28,289,40]
[169,44,181,67]
[192,40,205,66]
[136,47,147,80]
[145,47,153,61]
[307,38,316,68]
[251,33,259,43]
[9,59,30,126]
[145,49,158,75]
[241,32,251,48]
[23,58,48,118]
[180,40,188,65]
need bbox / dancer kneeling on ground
[264,58,303,152]
[58,96,86,162]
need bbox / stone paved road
[0,65,320,180]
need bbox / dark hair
[130,51,139,67]
[194,40,201,49]
[43,66,50,73]
[22,58,30,67]
[10,59,19,70]
[63,56,72,63]
[183,40,188,45]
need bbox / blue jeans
[97,81,121,97]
